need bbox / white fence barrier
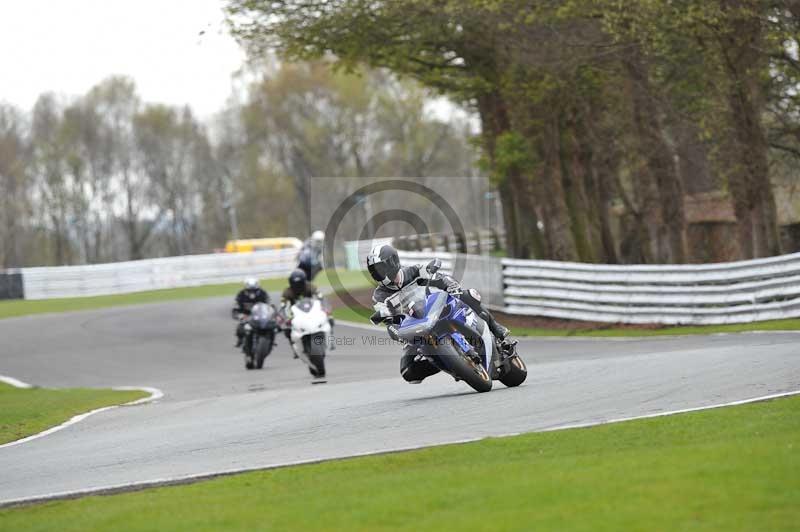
[21,246,301,300]
[502,252,800,325]
[397,251,504,309]
[387,249,800,324]
[22,235,800,325]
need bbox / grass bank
[0,382,148,445]
[2,394,797,530]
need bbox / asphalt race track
[1,296,798,505]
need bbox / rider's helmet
[367,244,401,287]
[311,230,325,243]
[244,277,260,290]
[289,268,308,295]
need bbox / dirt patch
[330,287,667,332]
[490,311,666,331]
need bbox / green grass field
[0,270,372,320]
[1,394,796,530]
[0,382,148,445]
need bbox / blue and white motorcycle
[373,259,527,393]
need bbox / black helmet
[367,244,401,286]
[289,268,307,295]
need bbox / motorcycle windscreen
[397,291,447,341]
[251,303,274,320]
[251,303,275,328]
[295,298,315,313]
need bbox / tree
[0,104,29,268]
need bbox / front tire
[305,333,326,378]
[436,344,492,393]
[254,333,274,369]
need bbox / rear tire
[306,333,326,378]
[436,344,492,393]
[498,354,527,387]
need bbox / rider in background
[281,269,319,306]
[233,278,269,347]
[297,230,325,280]
[280,268,335,350]
[367,243,516,383]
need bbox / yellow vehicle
[224,237,303,253]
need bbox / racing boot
[482,311,512,343]
[461,289,515,349]
[485,317,518,355]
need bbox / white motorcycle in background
[285,297,331,378]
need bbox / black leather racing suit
[234,288,269,344]
[371,264,509,382]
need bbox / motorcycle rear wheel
[498,354,527,387]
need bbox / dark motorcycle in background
[241,302,280,370]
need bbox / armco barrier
[16,238,800,325]
[389,249,800,324]
[20,246,301,300]
[502,252,800,325]
[396,250,504,309]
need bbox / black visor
[368,261,394,282]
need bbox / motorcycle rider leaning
[234,278,269,347]
[367,243,516,384]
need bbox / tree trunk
[718,0,781,258]
[476,91,545,258]
[624,52,687,263]
[562,110,606,262]
[541,116,580,261]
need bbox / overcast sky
[0,0,245,118]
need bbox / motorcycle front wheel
[303,332,326,378]
[435,344,492,393]
[254,333,274,369]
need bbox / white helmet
[244,277,259,290]
[311,230,325,242]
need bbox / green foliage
[226,0,800,263]
[492,131,537,186]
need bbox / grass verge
[0,382,148,445]
[0,269,372,320]
[1,395,798,530]
[331,304,374,323]
[507,317,800,337]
